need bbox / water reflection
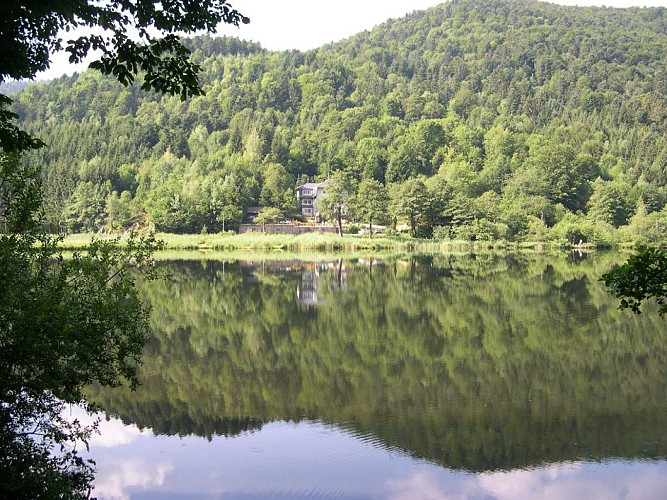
[86,253,667,497]
[87,418,667,499]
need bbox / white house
[295,182,326,217]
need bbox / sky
[226,0,667,51]
[38,0,667,80]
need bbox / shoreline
[54,231,638,253]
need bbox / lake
[84,252,667,499]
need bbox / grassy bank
[57,231,583,253]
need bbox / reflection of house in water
[297,269,320,306]
[235,260,348,306]
[297,261,347,307]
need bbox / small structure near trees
[295,182,326,217]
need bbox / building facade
[295,182,326,218]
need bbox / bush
[525,216,550,242]
[452,219,508,241]
[623,209,667,245]
[550,213,597,245]
[382,227,399,238]
[432,225,452,240]
[503,211,530,241]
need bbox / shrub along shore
[55,231,639,253]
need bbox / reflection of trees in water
[87,254,667,472]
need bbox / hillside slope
[13,0,667,242]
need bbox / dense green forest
[87,255,667,472]
[12,0,667,244]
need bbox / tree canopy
[1,0,248,94]
[1,0,248,154]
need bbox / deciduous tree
[355,178,388,238]
[390,177,433,238]
[254,206,283,232]
[319,171,353,237]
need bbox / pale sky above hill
[231,0,667,52]
[37,0,667,81]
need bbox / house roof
[296,182,325,190]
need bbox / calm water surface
[85,253,667,499]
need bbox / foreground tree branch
[0,1,248,495]
[601,246,667,316]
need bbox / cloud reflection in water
[94,460,174,500]
[85,417,667,499]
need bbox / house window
[304,208,313,215]
[302,199,313,205]
[302,189,312,196]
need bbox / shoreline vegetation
[55,231,643,254]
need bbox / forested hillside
[13,0,667,244]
